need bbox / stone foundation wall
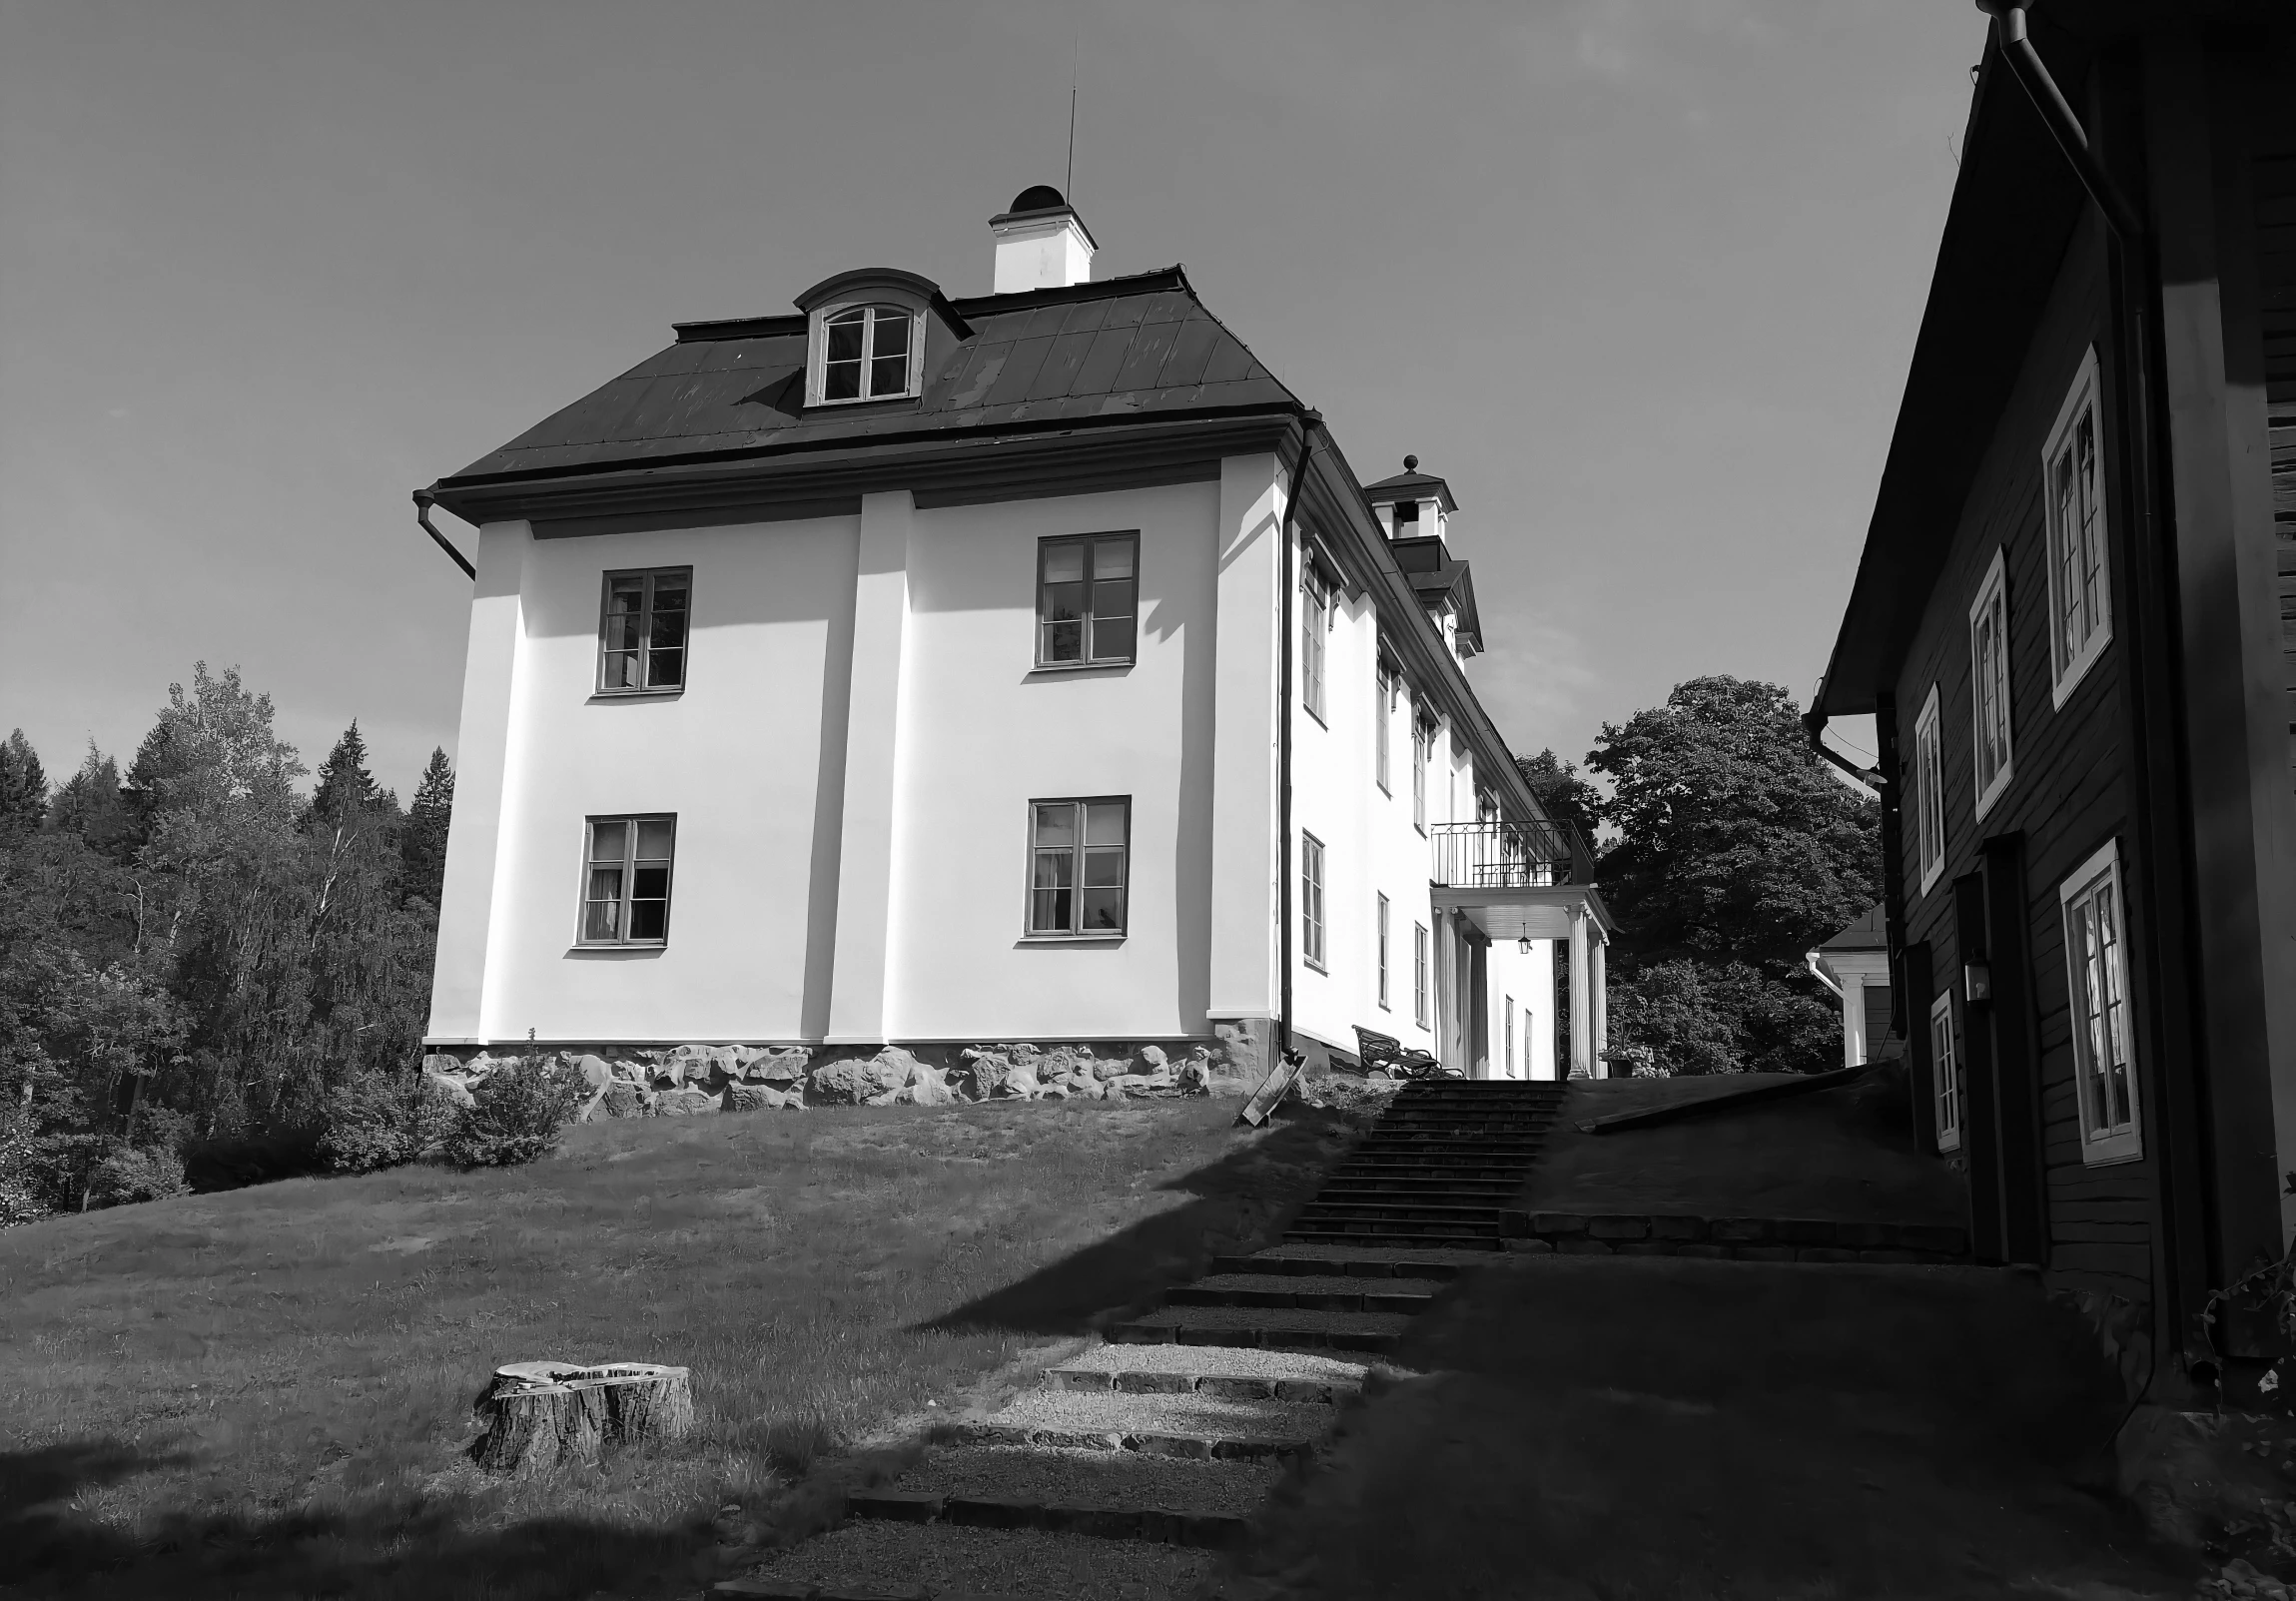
[420,1037,1261,1122]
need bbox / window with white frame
[1301,565,1330,723]
[814,303,920,404]
[1411,713,1432,832]
[1028,797,1130,936]
[2043,348,2111,705]
[1376,893,1391,1009]
[2061,841,2140,1164]
[598,567,691,693]
[1300,832,1326,970]
[1037,533,1138,666]
[1914,684,1945,895]
[1928,991,1961,1154]
[1505,996,1516,1076]
[580,815,676,945]
[1413,923,1430,1027]
[1968,550,2014,819]
[1374,668,1394,793]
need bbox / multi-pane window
[1914,685,1945,895]
[1374,669,1394,793]
[1028,797,1130,936]
[1301,566,1330,722]
[599,568,691,693]
[2061,842,2140,1164]
[2043,349,2111,703]
[581,815,675,945]
[1300,833,1326,970]
[1411,714,1432,832]
[1504,997,1516,1077]
[1928,992,1961,1154]
[1968,550,2014,819]
[1037,533,1138,666]
[1376,894,1391,1009]
[820,304,915,402]
[1413,923,1430,1028]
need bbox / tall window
[1968,550,2014,819]
[581,816,675,945]
[1374,669,1394,793]
[1301,566,1330,722]
[1028,798,1130,936]
[1300,832,1326,970]
[1927,992,1961,1154]
[819,304,916,402]
[2061,842,2140,1164]
[1504,997,1516,1077]
[1411,714,1432,832]
[1038,533,1138,666]
[1914,685,1945,895]
[2043,349,2111,704]
[1376,894,1391,1009]
[599,568,691,693]
[1413,923,1430,1028]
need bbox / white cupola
[989,185,1097,293]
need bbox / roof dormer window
[817,304,919,404]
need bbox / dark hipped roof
[1361,461,1459,513]
[439,267,1298,486]
[1390,535,1482,654]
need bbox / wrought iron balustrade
[1427,818,1597,889]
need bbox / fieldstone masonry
[419,1037,1249,1122]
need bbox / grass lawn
[2,1096,1358,1600]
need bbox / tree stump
[470,1360,694,1475]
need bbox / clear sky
[1,0,1978,796]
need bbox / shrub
[1608,960,1842,1076]
[319,1073,459,1175]
[86,1143,191,1208]
[444,1056,583,1169]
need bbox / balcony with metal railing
[1427,818,1598,891]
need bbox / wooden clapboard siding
[1888,211,2157,1298]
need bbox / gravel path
[895,1443,1282,1510]
[1052,1343,1372,1381]
[981,1387,1331,1442]
[750,1522,1213,1599]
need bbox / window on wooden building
[1374,668,1394,793]
[1928,991,1961,1154]
[1376,894,1391,1008]
[598,568,691,693]
[1301,565,1330,723]
[1914,685,1945,895]
[2043,348,2111,704]
[1027,797,1130,936]
[1300,832,1326,970]
[1968,550,2014,819]
[1037,534,1138,667]
[2061,841,2140,1165]
[580,815,676,945]
[1413,923,1430,1028]
[815,304,919,403]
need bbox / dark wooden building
[1810,2,2296,1390]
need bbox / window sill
[1028,659,1135,678]
[2048,628,2112,711]
[1303,957,1327,975]
[2080,1132,2142,1168]
[1017,934,1127,946]
[1972,765,2014,825]
[1918,860,1944,899]
[1303,705,1327,729]
[566,944,668,957]
[589,688,684,703]
[1376,781,1391,797]
[803,390,923,411]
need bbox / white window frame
[1035,531,1140,669]
[1300,831,1326,971]
[1504,996,1516,1076]
[1375,893,1391,1009]
[1928,990,1961,1154]
[1968,548,2014,821]
[2042,348,2112,707]
[1413,923,1430,1028]
[1025,796,1131,938]
[578,814,677,947]
[2060,840,2141,1166]
[1913,683,1945,897]
[1374,669,1393,794]
[1411,713,1431,834]
[1300,564,1330,724]
[806,300,925,407]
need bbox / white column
[1589,931,1607,1079]
[826,490,915,1043]
[1206,453,1284,1028]
[1842,974,1869,1068]
[1568,908,1592,1078]
[426,519,532,1047]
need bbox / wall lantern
[1519,937,1534,955]
[1964,962,1993,1004]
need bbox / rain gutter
[1974,1,2144,242]
[414,490,477,580]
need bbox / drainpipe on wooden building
[1972,2,2144,244]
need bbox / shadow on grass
[916,1101,1364,1337]
[2,1438,702,1601]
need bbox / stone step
[1282,1230,1503,1251]
[1294,1199,1507,1220]
[1317,1177,1523,1197]
[1165,1272,1443,1313]
[1108,1304,1414,1352]
[1211,1245,1488,1279]
[1285,1217,1501,1239]
[941,1386,1328,1461]
[1041,1365,1361,1403]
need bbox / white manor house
[417,187,1613,1084]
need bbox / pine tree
[400,748,453,907]
[309,721,383,828]
[48,745,142,863]
[0,730,47,834]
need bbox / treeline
[1518,675,1883,1076]
[0,664,449,1221]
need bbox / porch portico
[1427,821,1615,1078]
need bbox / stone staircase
[715,1080,1564,1599]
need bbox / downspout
[1973,2,2144,243]
[1275,414,1322,1063]
[1802,690,1887,792]
[414,489,477,580]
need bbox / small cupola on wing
[1362,454,1458,544]
[989,185,1098,293]
[1364,454,1481,660]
